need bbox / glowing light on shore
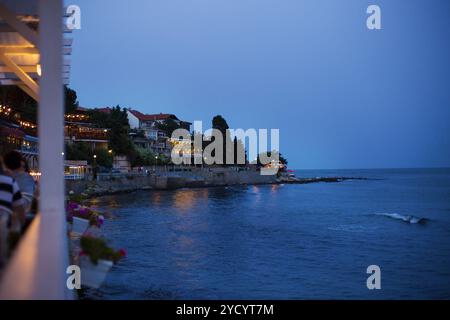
[30,171,42,181]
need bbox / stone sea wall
[66,167,278,196]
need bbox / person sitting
[2,151,36,216]
[0,156,26,265]
[2,152,37,231]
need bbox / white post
[0,0,71,299]
[37,0,68,298]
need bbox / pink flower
[78,208,89,216]
[118,249,127,257]
[96,215,105,227]
[68,202,79,210]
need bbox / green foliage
[65,143,113,168]
[0,86,37,122]
[233,137,247,165]
[210,115,235,165]
[0,85,79,122]
[95,148,113,168]
[65,142,90,162]
[157,118,180,137]
[108,106,134,155]
[85,106,134,156]
[67,192,86,204]
[212,115,229,135]
[80,236,124,264]
[132,147,156,166]
[85,109,109,127]
[65,86,79,114]
[130,129,146,138]
[157,153,170,165]
[129,148,171,166]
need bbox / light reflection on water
[83,169,450,299]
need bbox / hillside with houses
[1,86,288,182]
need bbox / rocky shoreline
[67,175,369,199]
[286,176,369,184]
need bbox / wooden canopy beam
[0,3,39,47]
[0,51,39,100]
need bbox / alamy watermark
[67,263,384,290]
[366,265,381,290]
[66,265,81,290]
[66,5,81,30]
[367,5,381,30]
[169,121,281,176]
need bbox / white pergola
[0,0,72,299]
[0,0,72,100]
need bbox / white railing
[0,0,71,300]
[65,174,85,180]
[0,213,73,299]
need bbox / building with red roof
[126,109,191,156]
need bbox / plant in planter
[67,202,105,235]
[67,192,86,204]
[79,235,126,288]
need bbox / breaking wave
[374,212,428,225]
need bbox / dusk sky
[68,0,450,169]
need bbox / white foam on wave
[374,212,427,224]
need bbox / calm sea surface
[84,168,450,299]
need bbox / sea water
[84,168,450,299]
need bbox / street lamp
[93,155,98,180]
[153,155,159,172]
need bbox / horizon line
[292,166,450,171]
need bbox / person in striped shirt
[3,151,35,214]
[0,156,26,223]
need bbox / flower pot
[79,256,113,289]
[72,216,90,235]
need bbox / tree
[212,115,229,135]
[90,105,134,156]
[211,115,233,165]
[130,129,146,138]
[157,118,180,137]
[65,143,113,168]
[65,86,79,114]
[65,142,90,162]
[0,85,79,122]
[85,105,148,165]
[157,153,170,165]
[0,86,37,122]
[233,137,247,165]
[95,148,113,168]
[132,147,156,166]
[85,109,109,127]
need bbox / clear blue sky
[68,0,450,169]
